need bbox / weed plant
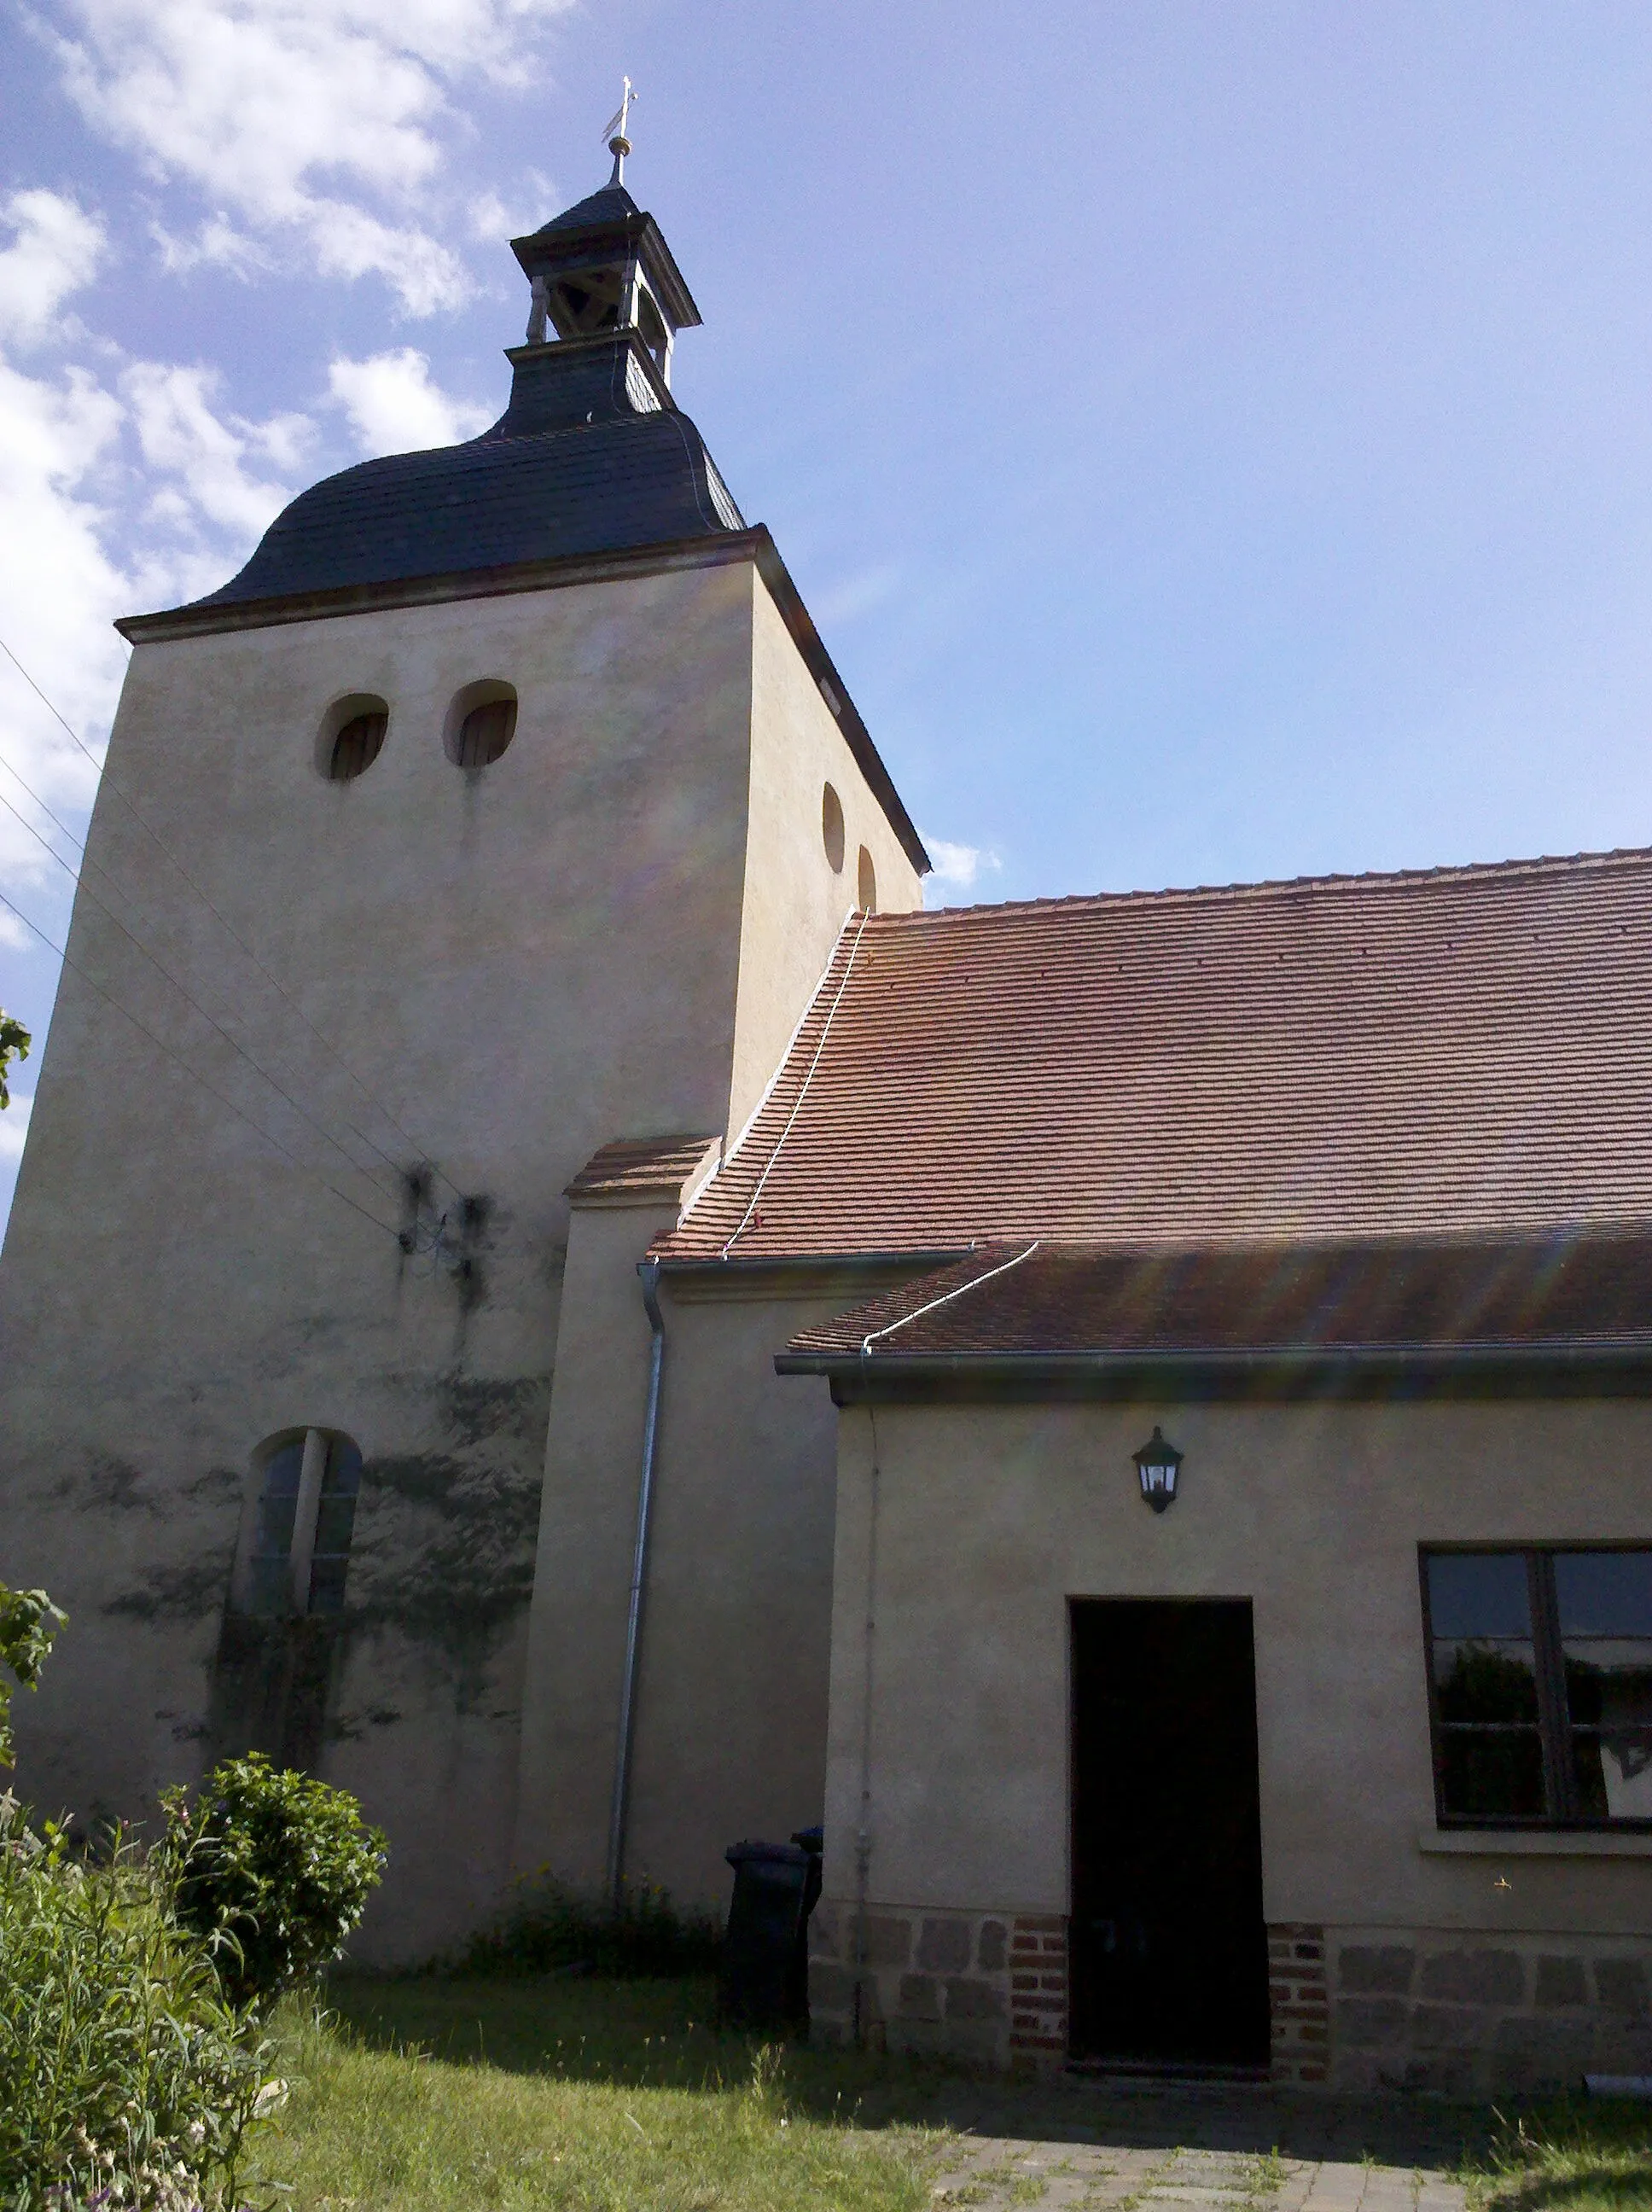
[1470,2099,1652,2212]
[457,1873,723,1980]
[0,1795,273,2210]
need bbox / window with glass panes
[243,1429,363,1616]
[247,1435,305,1614]
[307,1437,362,1613]
[1422,1548,1652,1826]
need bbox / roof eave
[747,533,930,873]
[775,1338,1652,1402]
[113,523,928,875]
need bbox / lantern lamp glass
[1133,1425,1184,1513]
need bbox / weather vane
[602,78,636,185]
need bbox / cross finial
[602,77,636,185]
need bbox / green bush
[0,1796,272,2209]
[0,1582,66,1772]
[162,1755,387,2012]
[458,1872,723,1979]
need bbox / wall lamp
[1133,1426,1184,1514]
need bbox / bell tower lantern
[512,101,701,387]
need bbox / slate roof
[777,1233,1652,1373]
[567,1134,720,1203]
[659,847,1652,1266]
[528,184,641,235]
[160,335,742,619]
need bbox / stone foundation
[1329,1926,1652,2096]
[811,1902,1652,2091]
[807,1898,1067,2069]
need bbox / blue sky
[5,3,1652,1224]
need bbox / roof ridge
[894,843,1652,926]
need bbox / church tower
[0,157,926,1953]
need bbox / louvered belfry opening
[329,709,387,781]
[456,696,517,769]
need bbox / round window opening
[319,695,389,782]
[444,680,518,770]
[821,782,846,872]
[857,846,877,912]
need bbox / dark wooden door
[1069,1598,1270,2069]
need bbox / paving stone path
[918,2082,1478,2212]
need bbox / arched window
[858,846,877,912]
[445,681,518,769]
[246,1434,305,1613]
[308,1438,363,1613]
[241,1429,364,1615]
[319,694,389,782]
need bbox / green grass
[248,1976,948,2210]
[1469,2103,1652,2212]
[244,1976,1652,2212]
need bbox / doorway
[1069,1598,1270,2070]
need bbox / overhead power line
[0,883,402,1242]
[0,632,465,1208]
[0,777,416,1210]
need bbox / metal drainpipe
[606,1257,666,1908]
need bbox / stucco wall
[622,1279,846,1909]
[818,1394,1652,2078]
[0,560,761,1956]
[517,1267,875,1919]
[512,1195,682,1895]
[725,579,923,1144]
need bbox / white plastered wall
[0,559,759,1956]
[725,577,923,1144]
[823,1396,1652,1938]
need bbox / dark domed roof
[182,335,743,616]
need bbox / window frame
[1420,1541,1652,1832]
[235,1427,364,1619]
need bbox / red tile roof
[567,1133,719,1203]
[659,848,1652,1264]
[777,1233,1652,1371]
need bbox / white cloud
[920,834,1004,908]
[468,173,559,243]
[47,0,577,313]
[0,1092,33,1163]
[0,225,310,905]
[813,563,904,627]
[123,362,300,538]
[151,212,270,280]
[329,348,492,457]
[0,348,131,860]
[0,189,107,347]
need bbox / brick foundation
[808,1899,1067,2069]
[811,1903,1652,2089]
[1009,1914,1069,2064]
[1269,1922,1330,2085]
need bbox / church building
[2,152,1650,2098]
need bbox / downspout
[607,1256,666,1907]
[852,1377,881,2046]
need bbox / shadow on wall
[206,1612,345,1773]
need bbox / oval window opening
[822,782,845,872]
[857,846,877,912]
[445,681,518,769]
[318,694,389,782]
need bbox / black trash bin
[719,1827,823,2031]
